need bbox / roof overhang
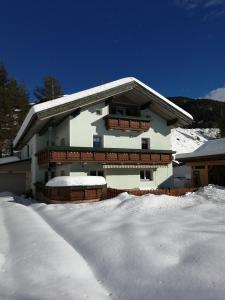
[176,154,225,163]
[14,77,193,150]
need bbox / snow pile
[46,176,106,187]
[172,127,219,155]
[1,186,225,299]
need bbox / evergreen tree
[0,64,29,156]
[34,76,63,103]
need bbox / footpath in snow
[0,186,225,300]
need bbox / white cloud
[205,86,225,101]
[204,0,225,7]
[175,0,225,10]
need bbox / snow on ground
[1,186,225,299]
[172,127,219,155]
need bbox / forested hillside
[168,96,225,132]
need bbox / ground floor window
[89,170,104,177]
[140,169,153,181]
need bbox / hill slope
[171,128,220,155]
[168,96,225,128]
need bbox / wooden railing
[35,183,196,203]
[107,187,196,198]
[105,114,150,131]
[35,183,107,203]
[37,148,172,165]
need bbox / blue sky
[0,0,225,101]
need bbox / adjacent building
[176,138,225,187]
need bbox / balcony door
[114,106,127,116]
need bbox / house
[13,77,192,198]
[176,138,225,187]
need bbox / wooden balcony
[37,147,173,166]
[104,114,150,132]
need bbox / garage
[176,138,225,188]
[208,165,225,186]
[0,159,31,195]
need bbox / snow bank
[1,186,225,299]
[46,176,106,187]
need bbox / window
[93,135,102,148]
[114,106,127,116]
[141,138,150,150]
[140,169,153,181]
[98,170,104,177]
[96,109,102,115]
[89,170,104,177]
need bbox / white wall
[67,162,172,190]
[55,117,70,146]
[69,102,171,150]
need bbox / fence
[107,187,196,199]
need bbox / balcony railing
[104,114,150,131]
[37,147,172,165]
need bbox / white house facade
[13,77,192,194]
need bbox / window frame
[140,169,153,181]
[89,170,105,177]
[93,135,103,149]
[141,138,150,150]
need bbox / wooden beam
[167,118,178,126]
[105,97,113,106]
[38,118,54,136]
[140,101,152,110]
[71,108,81,118]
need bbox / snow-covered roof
[14,77,193,149]
[0,156,20,165]
[176,138,225,161]
[46,176,106,187]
